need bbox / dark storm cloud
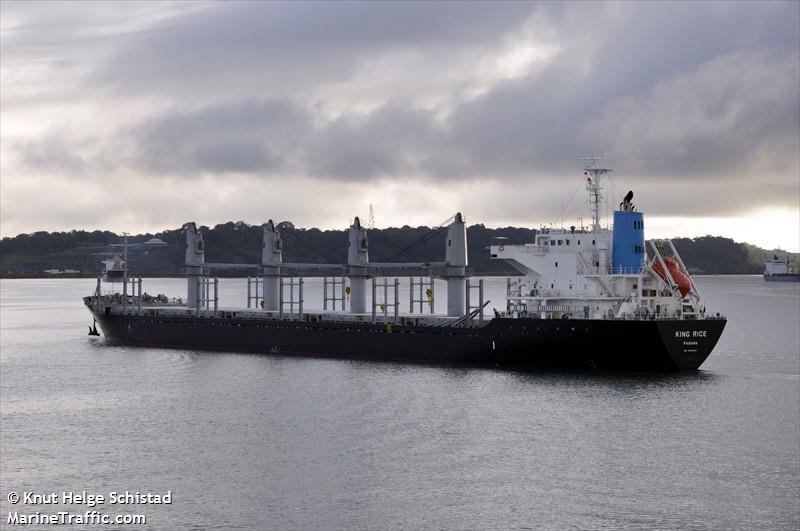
[448,48,799,180]
[128,100,309,174]
[304,104,447,179]
[8,1,800,218]
[16,132,88,175]
[435,0,800,180]
[87,1,535,95]
[16,100,449,181]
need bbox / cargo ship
[764,255,800,282]
[84,161,725,371]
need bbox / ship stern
[657,318,727,370]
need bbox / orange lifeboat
[653,256,692,298]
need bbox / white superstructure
[490,160,707,320]
[764,255,797,276]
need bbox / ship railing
[500,309,725,321]
[527,244,548,255]
[577,264,644,276]
[94,298,727,324]
[111,303,470,327]
[518,243,548,255]
[508,304,590,319]
[611,312,726,321]
[492,243,547,256]
[92,292,185,307]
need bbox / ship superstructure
[764,255,800,282]
[492,159,706,321]
[84,162,726,371]
[100,254,125,283]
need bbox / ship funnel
[620,190,635,212]
[612,207,645,273]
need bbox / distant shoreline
[2,225,793,276]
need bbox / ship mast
[580,157,613,233]
[122,232,129,311]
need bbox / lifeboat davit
[653,256,691,298]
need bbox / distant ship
[101,255,125,283]
[764,255,800,282]
[99,237,167,282]
[84,160,726,371]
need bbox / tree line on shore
[0,221,789,277]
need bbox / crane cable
[386,214,455,262]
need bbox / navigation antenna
[579,157,613,233]
[368,204,375,229]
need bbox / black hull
[764,274,800,282]
[87,307,726,372]
[482,318,725,370]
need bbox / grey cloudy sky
[1,1,798,250]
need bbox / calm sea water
[1,276,798,529]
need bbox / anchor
[88,319,100,336]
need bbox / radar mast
[580,156,613,233]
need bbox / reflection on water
[0,276,798,529]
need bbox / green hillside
[1,223,795,277]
